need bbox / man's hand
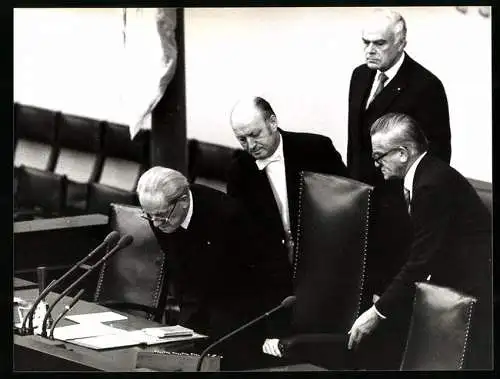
[347,306,382,350]
[262,338,282,357]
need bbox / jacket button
[281,239,285,245]
[207,240,211,246]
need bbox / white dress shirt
[403,151,427,204]
[366,52,406,108]
[255,134,290,235]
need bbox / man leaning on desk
[136,166,275,370]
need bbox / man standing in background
[227,96,348,355]
[347,8,451,184]
[346,9,452,336]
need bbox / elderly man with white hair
[345,8,452,370]
[136,166,272,370]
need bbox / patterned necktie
[367,71,388,108]
[403,188,411,214]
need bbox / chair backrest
[14,103,58,171]
[94,203,166,321]
[188,139,238,193]
[292,171,374,333]
[400,282,477,370]
[98,122,149,192]
[86,182,138,215]
[54,113,102,212]
[15,166,67,217]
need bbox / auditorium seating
[400,282,478,370]
[187,139,239,193]
[14,103,58,172]
[53,113,102,213]
[14,166,67,221]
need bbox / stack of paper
[50,311,206,350]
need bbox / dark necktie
[367,72,388,108]
[403,188,411,214]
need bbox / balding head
[137,166,190,233]
[230,96,280,160]
[362,9,407,71]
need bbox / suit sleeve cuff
[373,305,387,319]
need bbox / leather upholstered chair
[93,203,167,322]
[14,166,67,221]
[87,182,139,215]
[400,282,477,370]
[188,139,238,193]
[53,113,102,213]
[98,122,148,191]
[14,103,58,172]
[280,171,374,369]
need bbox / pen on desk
[49,288,85,340]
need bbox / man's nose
[365,43,376,53]
[247,137,256,149]
[153,218,164,227]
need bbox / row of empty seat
[14,103,149,219]
[13,103,241,220]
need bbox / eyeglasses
[372,146,404,166]
[140,195,183,224]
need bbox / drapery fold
[121,8,177,139]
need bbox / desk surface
[13,279,198,372]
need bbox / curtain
[121,8,178,139]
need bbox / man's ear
[268,115,278,131]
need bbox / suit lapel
[354,67,376,117]
[367,54,413,114]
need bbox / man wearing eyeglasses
[136,166,271,370]
[347,113,491,369]
[346,10,452,351]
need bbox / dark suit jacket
[347,54,451,186]
[150,184,263,337]
[375,155,492,317]
[226,129,348,302]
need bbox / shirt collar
[255,132,284,171]
[379,51,405,83]
[404,151,427,196]
[180,189,193,229]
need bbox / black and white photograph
[13,6,493,372]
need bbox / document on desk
[69,329,207,350]
[65,311,128,324]
[52,323,125,341]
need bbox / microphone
[49,288,85,340]
[20,231,120,335]
[195,295,296,371]
[41,234,134,337]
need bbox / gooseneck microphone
[41,234,134,337]
[21,231,120,334]
[49,288,85,340]
[195,295,296,371]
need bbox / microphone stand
[195,296,296,371]
[40,235,133,337]
[49,288,85,340]
[20,231,120,335]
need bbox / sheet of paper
[65,311,128,324]
[70,330,146,350]
[52,323,126,341]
